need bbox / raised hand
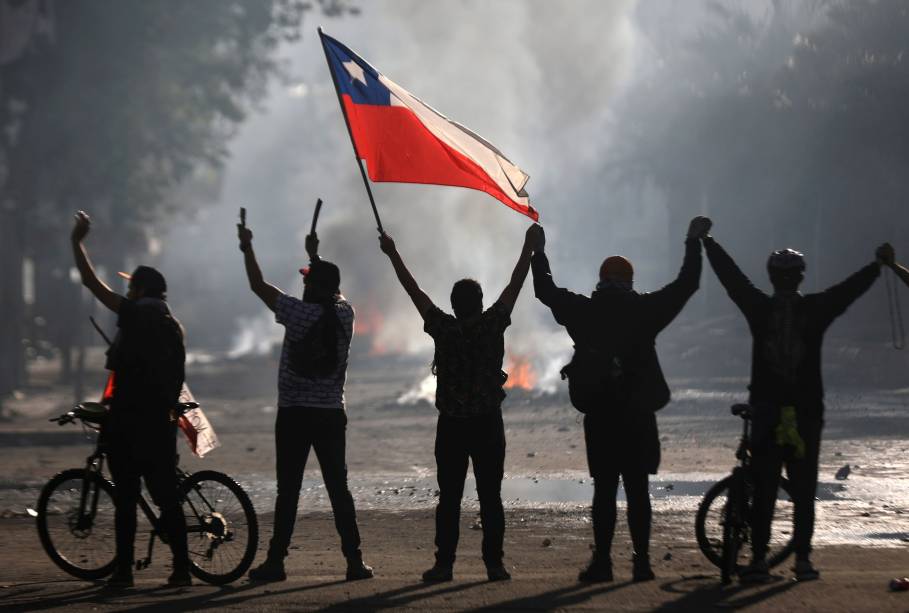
[526,223,545,252]
[237,219,253,252]
[876,242,895,267]
[71,210,91,242]
[687,216,713,240]
[305,232,320,259]
[379,232,397,256]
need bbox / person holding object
[531,217,707,583]
[70,211,190,588]
[378,224,540,582]
[703,228,886,582]
[238,212,373,582]
[878,242,908,286]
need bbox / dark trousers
[267,407,362,561]
[584,415,653,561]
[751,412,823,560]
[106,418,188,574]
[434,412,506,568]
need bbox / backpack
[287,307,347,379]
[560,345,628,414]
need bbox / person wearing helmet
[703,230,888,582]
[237,219,373,583]
[531,217,709,583]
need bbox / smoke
[157,0,641,389]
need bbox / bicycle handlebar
[50,401,200,427]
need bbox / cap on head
[599,256,634,284]
[119,266,167,299]
[301,260,341,294]
[767,248,806,273]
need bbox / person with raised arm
[378,224,540,582]
[70,211,190,588]
[238,215,373,583]
[531,217,708,583]
[703,227,887,582]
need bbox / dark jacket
[531,238,702,473]
[703,237,879,421]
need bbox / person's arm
[379,232,434,317]
[70,211,123,313]
[237,220,283,312]
[529,225,587,325]
[702,231,766,318]
[819,246,883,319]
[878,242,909,288]
[644,217,709,328]
[495,224,537,314]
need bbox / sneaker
[421,564,453,582]
[740,558,771,584]
[632,554,655,583]
[346,559,374,581]
[578,557,613,583]
[166,570,193,587]
[248,559,287,582]
[104,569,134,589]
[486,565,511,582]
[793,558,820,582]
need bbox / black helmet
[767,249,805,272]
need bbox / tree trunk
[0,206,25,406]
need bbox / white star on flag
[342,60,367,86]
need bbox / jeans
[106,415,187,574]
[750,407,823,560]
[266,407,362,561]
[584,413,653,561]
[434,411,506,568]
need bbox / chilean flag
[320,30,538,222]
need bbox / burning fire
[355,304,389,355]
[504,353,537,390]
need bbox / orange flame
[504,353,537,390]
[355,304,389,355]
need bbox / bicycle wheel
[36,468,117,580]
[695,474,796,571]
[180,470,258,585]
[720,508,743,585]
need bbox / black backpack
[287,307,347,379]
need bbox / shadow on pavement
[653,574,797,611]
[462,579,635,611]
[313,579,489,611]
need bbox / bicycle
[694,403,796,584]
[35,401,258,585]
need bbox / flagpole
[318,27,385,234]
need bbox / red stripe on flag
[342,95,538,222]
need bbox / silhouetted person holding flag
[237,216,373,583]
[378,225,540,582]
[703,227,886,582]
[70,211,190,588]
[531,217,709,583]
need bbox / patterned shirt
[423,301,511,417]
[275,293,354,409]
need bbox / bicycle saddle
[73,402,109,423]
[730,403,753,419]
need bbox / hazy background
[2,0,909,407]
